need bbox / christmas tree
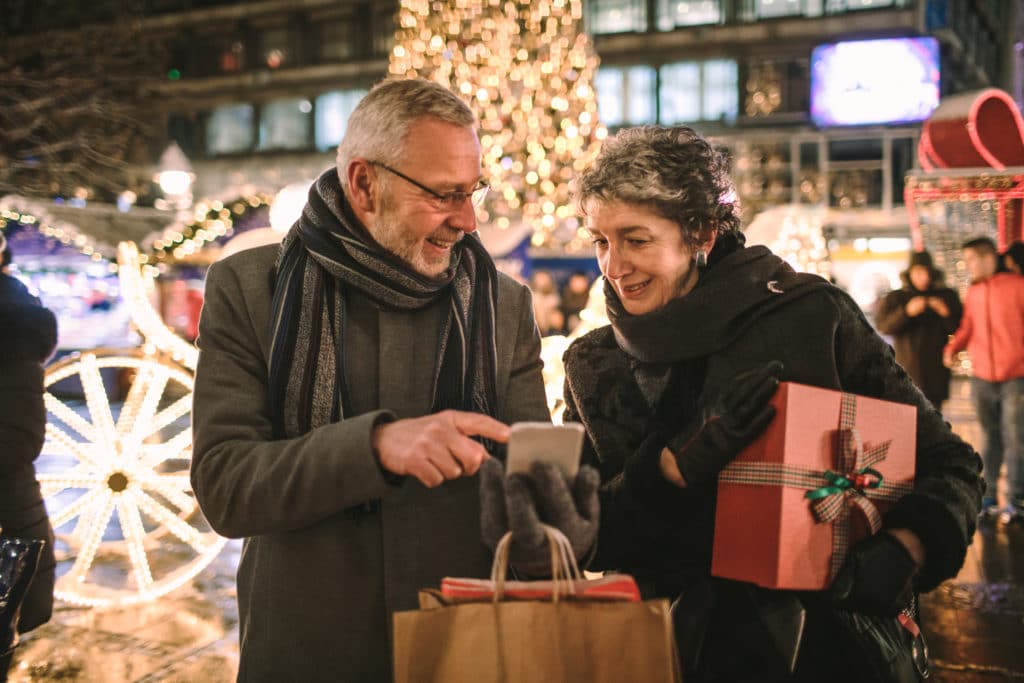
[389,0,606,251]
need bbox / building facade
[2,0,1018,239]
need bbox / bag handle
[491,524,583,603]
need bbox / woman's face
[908,265,932,291]
[585,200,700,316]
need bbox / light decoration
[155,142,195,210]
[389,0,607,252]
[39,350,224,607]
[539,278,608,422]
[743,205,831,279]
[0,197,117,265]
[269,181,315,233]
[905,171,1018,295]
[118,242,198,368]
[38,242,224,608]
[146,194,271,264]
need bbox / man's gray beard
[372,210,451,280]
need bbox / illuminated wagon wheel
[38,348,226,608]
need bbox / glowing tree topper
[389,0,607,251]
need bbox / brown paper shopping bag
[393,526,682,683]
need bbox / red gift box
[710,382,916,591]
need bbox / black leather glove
[479,457,599,576]
[667,361,783,486]
[830,531,919,616]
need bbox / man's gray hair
[573,125,741,249]
[336,79,477,193]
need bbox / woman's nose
[603,245,629,279]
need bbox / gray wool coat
[190,244,549,682]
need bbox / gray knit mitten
[479,457,599,576]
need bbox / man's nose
[449,197,478,233]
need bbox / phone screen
[505,422,585,477]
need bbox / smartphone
[505,422,586,478]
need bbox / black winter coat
[875,274,962,406]
[562,242,983,682]
[0,274,57,633]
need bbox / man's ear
[346,159,377,215]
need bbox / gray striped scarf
[268,168,499,438]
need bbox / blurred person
[944,236,1024,522]
[875,250,962,410]
[562,125,983,682]
[190,79,598,682]
[1002,240,1024,275]
[559,270,592,332]
[0,236,58,677]
[528,269,565,336]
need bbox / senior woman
[561,126,983,683]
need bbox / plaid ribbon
[719,392,913,581]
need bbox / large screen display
[810,37,940,127]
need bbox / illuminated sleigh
[906,88,1024,290]
[38,242,227,608]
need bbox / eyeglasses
[372,162,489,209]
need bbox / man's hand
[904,296,927,317]
[372,410,510,488]
[480,458,599,576]
[942,349,955,368]
[927,296,950,317]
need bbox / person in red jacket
[944,236,1024,522]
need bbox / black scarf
[267,168,499,438]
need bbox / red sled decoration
[919,88,1024,171]
[711,382,916,591]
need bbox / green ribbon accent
[805,467,884,501]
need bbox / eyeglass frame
[370,161,489,209]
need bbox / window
[319,18,357,62]
[740,0,905,20]
[657,0,722,30]
[315,90,368,151]
[701,60,739,122]
[587,0,647,34]
[595,66,657,127]
[824,0,899,10]
[206,104,254,155]
[372,6,396,56]
[660,59,738,124]
[660,62,701,122]
[259,99,313,151]
[752,0,808,19]
[168,114,200,159]
[190,34,247,77]
[260,27,291,69]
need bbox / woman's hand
[904,296,927,317]
[664,361,783,487]
[831,529,924,615]
[479,458,600,575]
[659,447,686,487]
[927,296,950,318]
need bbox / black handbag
[823,597,929,682]
[0,533,46,663]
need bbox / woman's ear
[700,229,717,257]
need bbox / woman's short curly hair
[573,126,740,249]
